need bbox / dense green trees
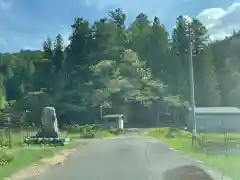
[0,8,240,125]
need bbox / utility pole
[100,104,103,119]
[188,23,197,145]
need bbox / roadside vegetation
[0,143,75,179]
[63,124,121,139]
[0,128,76,180]
[147,128,240,180]
[0,123,119,179]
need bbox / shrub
[41,138,48,145]
[65,125,84,133]
[65,124,99,133]
[65,124,101,139]
[81,132,95,139]
[109,128,124,135]
[84,124,91,132]
[84,124,99,132]
[165,127,178,138]
[0,151,14,167]
[24,137,68,146]
[92,124,101,131]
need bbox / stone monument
[24,106,69,146]
[36,107,60,138]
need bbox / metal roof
[190,107,240,114]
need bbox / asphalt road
[33,129,227,180]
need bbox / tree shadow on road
[163,165,214,180]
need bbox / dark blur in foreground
[163,165,214,180]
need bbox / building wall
[187,114,240,132]
[102,119,118,129]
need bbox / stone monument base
[24,137,70,146]
[35,129,60,138]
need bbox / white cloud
[196,2,240,41]
[183,15,192,23]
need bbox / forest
[0,8,240,127]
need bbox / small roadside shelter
[186,107,240,132]
[102,114,125,130]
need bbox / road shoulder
[4,148,76,180]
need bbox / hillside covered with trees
[0,8,239,126]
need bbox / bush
[0,151,14,167]
[83,124,99,132]
[84,124,92,132]
[92,124,101,131]
[24,137,68,146]
[81,132,95,139]
[165,127,178,138]
[62,124,102,139]
[109,128,124,135]
[65,124,100,133]
[65,125,85,133]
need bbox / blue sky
[0,0,240,52]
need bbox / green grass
[0,129,77,180]
[0,128,116,145]
[147,128,240,180]
[0,144,76,179]
[0,128,116,179]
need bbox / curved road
[33,129,227,180]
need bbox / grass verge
[0,143,76,179]
[147,128,240,180]
[0,128,115,179]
